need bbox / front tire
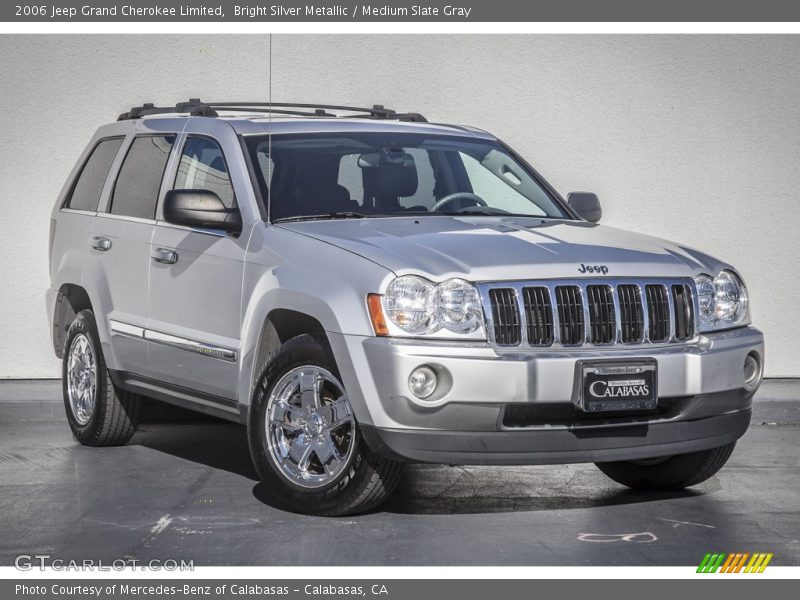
[248,334,402,516]
[595,442,737,491]
[62,310,141,446]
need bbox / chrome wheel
[265,366,356,489]
[66,333,97,425]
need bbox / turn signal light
[367,294,389,336]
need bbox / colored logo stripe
[697,552,773,573]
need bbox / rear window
[65,138,124,212]
[109,135,175,219]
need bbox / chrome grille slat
[480,278,696,349]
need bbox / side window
[174,137,235,208]
[65,138,124,212]
[110,135,175,219]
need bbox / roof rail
[117,99,427,122]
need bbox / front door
[145,135,246,402]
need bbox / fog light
[408,366,438,399]
[743,352,763,390]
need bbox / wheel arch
[53,283,95,359]
[238,272,375,411]
[249,308,330,397]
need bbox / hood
[277,216,725,282]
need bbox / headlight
[694,270,749,331]
[435,278,483,334]
[383,275,437,334]
[378,275,486,338]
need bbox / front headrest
[359,149,419,198]
[294,182,350,208]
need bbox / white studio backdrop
[0,34,798,378]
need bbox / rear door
[87,132,176,374]
[145,132,247,403]
[55,135,125,292]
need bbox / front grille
[483,279,695,348]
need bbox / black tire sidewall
[62,310,109,442]
[247,334,371,513]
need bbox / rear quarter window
[65,137,124,212]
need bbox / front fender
[237,224,394,407]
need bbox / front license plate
[575,360,657,412]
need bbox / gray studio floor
[0,380,798,566]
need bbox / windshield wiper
[441,208,564,219]
[440,207,511,216]
[273,211,369,223]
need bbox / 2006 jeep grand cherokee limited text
[47,100,764,515]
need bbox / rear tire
[248,334,402,516]
[595,442,737,491]
[62,310,141,446]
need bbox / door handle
[151,247,178,264]
[89,236,112,251]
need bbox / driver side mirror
[163,190,242,234]
[567,192,602,223]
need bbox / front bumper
[328,326,763,464]
[360,394,751,465]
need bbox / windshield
[245,132,569,222]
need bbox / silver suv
[47,100,764,515]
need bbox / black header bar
[4,1,800,22]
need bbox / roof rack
[117,99,427,122]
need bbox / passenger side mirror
[567,192,602,223]
[163,190,242,234]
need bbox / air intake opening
[555,285,584,345]
[488,288,521,346]
[646,284,670,342]
[587,285,615,344]
[671,284,694,341]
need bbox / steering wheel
[431,192,487,213]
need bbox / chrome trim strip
[639,284,651,343]
[155,221,229,238]
[611,283,624,343]
[108,319,237,362]
[94,212,157,225]
[109,319,145,338]
[666,283,677,342]
[60,207,98,216]
[144,329,238,362]
[479,277,698,350]
[514,288,527,346]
